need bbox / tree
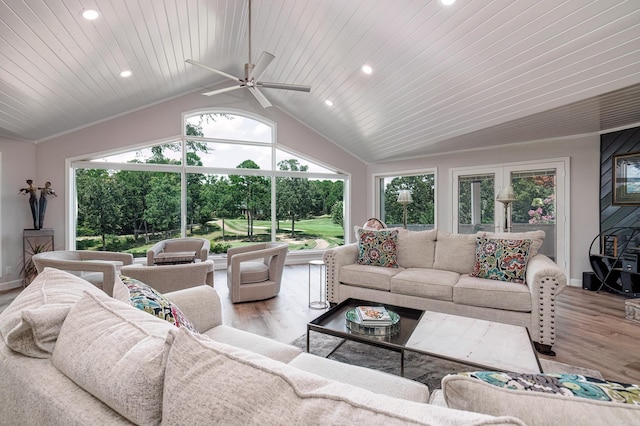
[200,175,239,239]
[76,169,123,250]
[331,201,344,227]
[383,175,435,226]
[229,160,270,240]
[113,169,152,242]
[144,172,181,236]
[277,159,314,237]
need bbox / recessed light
[440,0,456,5]
[325,100,334,107]
[120,70,132,78]
[361,64,373,74]
[81,9,100,20]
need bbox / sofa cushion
[52,291,174,425]
[119,275,197,332]
[204,324,301,363]
[356,228,399,268]
[442,372,640,426]
[391,268,459,301]
[396,228,437,268]
[433,231,477,274]
[340,264,402,291]
[454,275,532,312]
[470,237,532,284]
[477,230,545,257]
[163,328,523,426]
[231,261,270,284]
[0,267,105,358]
[288,352,429,403]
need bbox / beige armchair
[227,242,288,303]
[32,250,133,296]
[120,260,214,294]
[146,238,210,266]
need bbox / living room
[1,0,640,423]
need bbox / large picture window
[71,112,346,256]
[376,172,436,230]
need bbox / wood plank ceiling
[1,0,639,163]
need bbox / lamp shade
[397,189,413,204]
[496,186,517,203]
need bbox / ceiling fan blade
[202,85,244,96]
[186,59,241,83]
[249,87,272,108]
[249,52,275,81]
[257,82,311,93]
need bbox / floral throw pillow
[356,228,399,268]
[470,237,531,283]
[120,275,198,333]
[450,371,640,405]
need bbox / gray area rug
[291,332,603,391]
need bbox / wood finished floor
[1,264,639,384]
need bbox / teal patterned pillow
[356,228,399,268]
[120,275,198,332]
[453,371,640,405]
[470,237,531,283]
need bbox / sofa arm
[165,285,222,333]
[323,243,358,303]
[525,254,567,351]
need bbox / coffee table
[307,298,542,376]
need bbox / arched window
[70,111,346,256]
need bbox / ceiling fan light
[361,64,373,74]
[81,9,100,20]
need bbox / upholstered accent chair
[146,237,213,285]
[32,250,133,296]
[226,242,288,303]
[120,260,214,294]
[146,237,210,266]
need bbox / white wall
[2,89,601,289]
[0,138,37,289]
[367,134,600,285]
[33,90,367,255]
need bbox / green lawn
[77,215,345,254]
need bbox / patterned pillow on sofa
[356,228,399,268]
[450,371,640,404]
[442,371,640,426]
[470,237,531,283]
[120,275,197,332]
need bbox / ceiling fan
[186,0,311,108]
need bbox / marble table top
[405,311,542,374]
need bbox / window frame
[67,110,348,252]
[372,168,438,229]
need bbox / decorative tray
[345,308,400,336]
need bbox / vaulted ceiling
[1,0,639,163]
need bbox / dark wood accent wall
[600,126,640,232]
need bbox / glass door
[456,172,496,234]
[453,159,568,272]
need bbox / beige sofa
[324,229,567,354]
[0,268,527,425]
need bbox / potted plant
[21,241,49,285]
